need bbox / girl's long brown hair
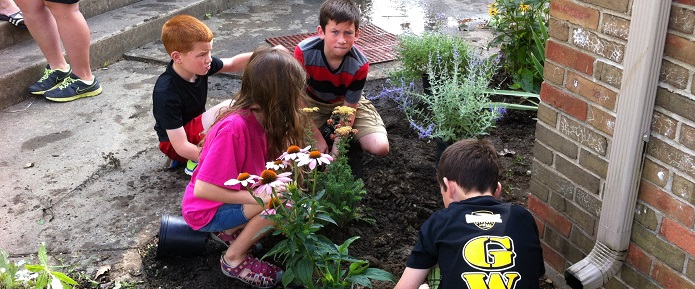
[214,45,307,160]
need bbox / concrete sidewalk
[0,0,493,284]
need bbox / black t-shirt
[406,196,544,289]
[152,57,224,142]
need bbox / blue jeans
[198,204,249,232]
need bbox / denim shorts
[198,204,249,232]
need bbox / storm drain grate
[266,24,398,64]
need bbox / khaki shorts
[304,96,387,140]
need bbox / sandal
[209,231,263,252]
[220,255,283,288]
[210,230,241,247]
[0,11,26,28]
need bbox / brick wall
[532,0,695,288]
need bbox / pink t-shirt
[181,110,267,230]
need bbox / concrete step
[0,0,242,110]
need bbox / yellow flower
[519,4,530,12]
[301,107,319,113]
[332,106,356,116]
[335,126,355,137]
[489,6,498,16]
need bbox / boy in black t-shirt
[152,14,254,175]
[395,139,545,289]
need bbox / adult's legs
[44,1,93,81]
[0,0,20,17]
[15,0,68,71]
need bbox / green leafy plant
[24,244,78,289]
[314,106,369,226]
[488,0,549,93]
[392,32,472,83]
[1,244,78,289]
[228,110,394,288]
[1,248,23,288]
[485,88,540,110]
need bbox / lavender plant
[392,32,471,83]
[380,48,504,143]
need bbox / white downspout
[563,1,671,288]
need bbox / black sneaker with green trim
[28,65,72,95]
[44,73,102,102]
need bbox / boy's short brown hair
[161,14,213,55]
[436,139,501,194]
[319,0,361,31]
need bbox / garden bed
[138,78,554,289]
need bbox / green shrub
[489,0,549,93]
[393,32,472,83]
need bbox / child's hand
[315,135,330,154]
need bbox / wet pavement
[0,0,493,283]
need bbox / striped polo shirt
[294,36,369,104]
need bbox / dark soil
[136,79,558,289]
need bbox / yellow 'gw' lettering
[462,236,516,270]
[461,272,521,289]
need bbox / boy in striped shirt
[294,0,389,157]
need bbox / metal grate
[266,24,398,64]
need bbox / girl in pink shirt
[181,45,306,288]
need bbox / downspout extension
[563,1,671,288]
[565,242,625,289]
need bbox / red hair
[161,14,213,55]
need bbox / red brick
[583,0,629,12]
[669,5,695,34]
[595,60,623,89]
[602,14,630,40]
[660,218,695,256]
[534,216,546,237]
[674,0,695,6]
[540,82,589,121]
[571,28,625,63]
[642,159,669,188]
[565,71,617,110]
[652,261,695,289]
[660,59,690,89]
[544,61,565,85]
[665,33,695,67]
[528,194,573,237]
[627,243,653,275]
[652,111,678,140]
[639,181,695,227]
[681,124,695,150]
[549,17,570,42]
[550,0,600,30]
[541,242,566,272]
[587,105,615,136]
[546,40,595,75]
